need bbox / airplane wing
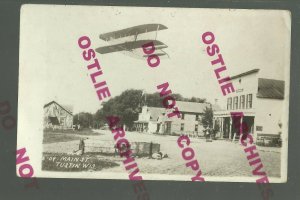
[143,50,170,58]
[95,40,168,54]
[99,24,168,41]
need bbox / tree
[188,97,207,103]
[201,106,214,139]
[93,109,106,128]
[201,106,213,129]
[144,92,164,107]
[94,89,209,129]
[100,89,143,128]
[73,112,93,128]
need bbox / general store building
[213,69,284,144]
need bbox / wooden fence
[81,139,160,157]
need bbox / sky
[19,5,291,114]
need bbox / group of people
[72,124,81,131]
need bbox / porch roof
[214,110,255,117]
[134,120,149,123]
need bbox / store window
[233,96,238,110]
[240,95,245,109]
[227,97,232,110]
[246,94,253,109]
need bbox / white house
[134,101,218,137]
[213,69,284,146]
[134,106,165,133]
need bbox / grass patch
[43,132,82,144]
[44,128,102,136]
[43,129,103,144]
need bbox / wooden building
[44,101,73,129]
[213,69,285,146]
[134,101,216,137]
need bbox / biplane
[95,24,169,59]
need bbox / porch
[213,110,255,140]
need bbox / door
[223,117,230,138]
[166,122,171,134]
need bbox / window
[246,94,253,109]
[240,95,245,109]
[256,126,263,131]
[233,96,238,110]
[181,113,185,120]
[195,115,199,121]
[195,124,198,132]
[227,97,232,110]
[180,123,184,131]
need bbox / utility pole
[144,92,147,106]
[77,112,80,124]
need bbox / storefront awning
[214,110,255,117]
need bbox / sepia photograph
[18,5,290,183]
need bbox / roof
[44,101,73,115]
[147,107,165,121]
[176,101,211,114]
[257,78,284,99]
[134,120,151,123]
[144,101,211,121]
[99,24,168,41]
[231,69,260,80]
[212,104,221,111]
[62,105,74,114]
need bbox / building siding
[44,101,73,129]
[135,103,209,137]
